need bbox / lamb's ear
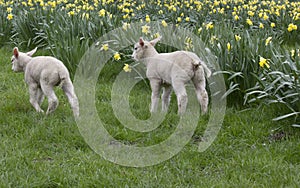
[26,47,37,57]
[139,37,144,47]
[150,36,162,46]
[13,47,19,58]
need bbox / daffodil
[161,20,168,27]
[145,15,150,23]
[68,11,75,16]
[99,9,105,17]
[235,35,241,41]
[7,13,13,20]
[287,23,297,32]
[142,25,150,34]
[82,12,89,20]
[291,49,295,57]
[259,57,270,68]
[114,52,121,61]
[185,37,193,50]
[246,18,253,26]
[271,22,276,28]
[259,23,264,29]
[227,42,231,51]
[206,22,214,30]
[122,22,130,30]
[263,13,269,20]
[234,15,239,21]
[248,11,254,17]
[210,35,218,44]
[265,37,272,46]
[198,27,203,33]
[6,7,12,13]
[123,64,131,72]
[48,1,56,8]
[100,44,109,51]
[153,33,161,39]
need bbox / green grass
[0,47,299,187]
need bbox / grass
[0,47,300,187]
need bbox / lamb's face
[11,47,37,72]
[132,42,144,61]
[11,54,23,72]
[131,38,156,61]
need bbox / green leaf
[272,112,300,121]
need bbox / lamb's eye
[134,47,138,50]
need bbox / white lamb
[11,47,79,117]
[131,37,211,115]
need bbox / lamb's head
[11,47,37,72]
[131,36,162,61]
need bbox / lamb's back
[25,56,69,83]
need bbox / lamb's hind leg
[172,81,188,115]
[62,79,79,117]
[29,83,44,113]
[37,87,45,106]
[193,76,208,114]
[40,81,58,115]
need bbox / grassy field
[1,46,300,187]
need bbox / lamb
[11,47,79,117]
[131,36,211,115]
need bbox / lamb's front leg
[162,86,172,112]
[149,79,161,113]
[28,83,44,113]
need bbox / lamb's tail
[200,60,211,78]
[57,72,68,87]
[193,60,211,78]
[60,75,80,117]
[183,51,211,78]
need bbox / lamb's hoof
[37,109,44,113]
[201,108,208,115]
[46,110,54,115]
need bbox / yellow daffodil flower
[227,42,231,51]
[7,13,13,20]
[235,35,241,41]
[265,37,272,46]
[123,64,131,72]
[142,25,150,34]
[101,44,109,51]
[259,57,270,68]
[161,20,168,27]
[114,52,121,61]
[246,18,253,26]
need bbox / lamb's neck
[141,50,158,66]
[144,49,159,58]
[21,56,33,71]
